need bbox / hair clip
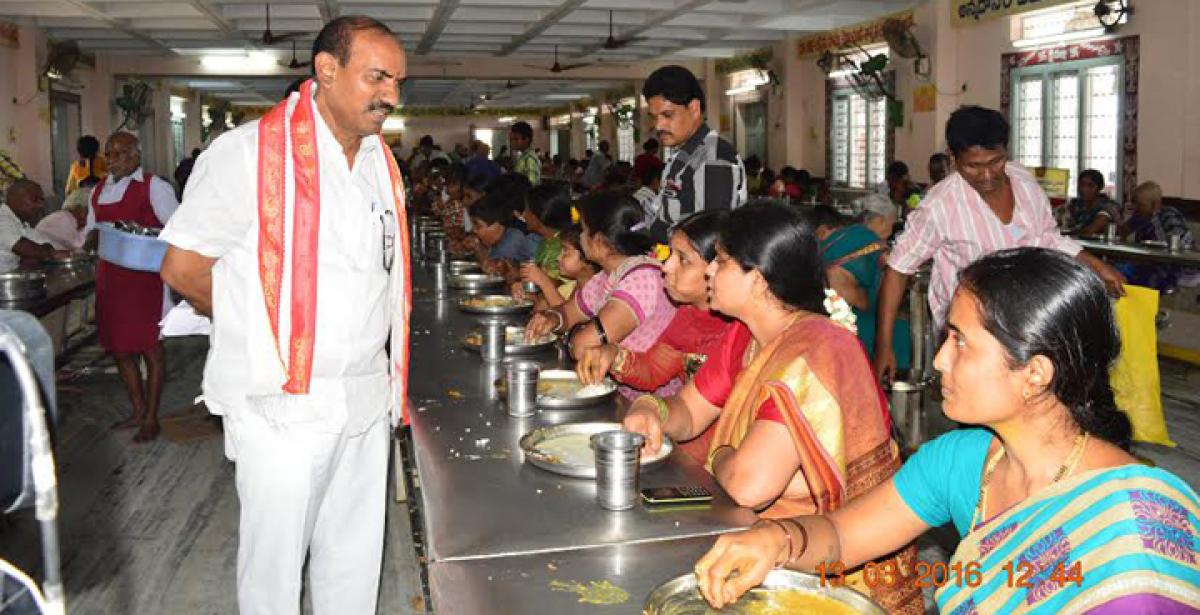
[570,206,580,224]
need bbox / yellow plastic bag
[1110,285,1174,447]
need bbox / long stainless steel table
[428,536,712,614]
[1078,238,1200,266]
[405,272,755,565]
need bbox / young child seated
[467,189,539,281]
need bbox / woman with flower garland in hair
[622,202,923,614]
[576,210,734,462]
[525,191,677,398]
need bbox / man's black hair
[643,138,659,152]
[312,15,394,66]
[510,121,533,141]
[886,161,909,181]
[642,65,705,112]
[946,105,1010,156]
[419,134,434,148]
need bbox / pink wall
[0,25,113,198]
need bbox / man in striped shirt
[874,106,1126,382]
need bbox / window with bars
[1010,57,1122,199]
[617,125,635,163]
[830,90,888,189]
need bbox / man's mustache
[368,102,394,113]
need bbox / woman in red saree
[622,202,922,613]
[576,210,733,463]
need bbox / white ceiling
[2,0,912,106]
[176,75,629,106]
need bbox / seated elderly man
[0,178,67,272]
[36,177,96,250]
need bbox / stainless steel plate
[449,273,505,290]
[457,295,533,315]
[0,272,48,301]
[463,326,556,355]
[536,369,617,409]
[449,260,482,275]
[643,569,887,615]
[519,421,672,479]
[44,254,94,268]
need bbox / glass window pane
[1082,64,1120,198]
[1016,76,1044,168]
[1049,72,1079,195]
[868,97,887,189]
[833,96,850,184]
[850,94,868,188]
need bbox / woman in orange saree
[622,202,923,613]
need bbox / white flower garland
[824,289,857,334]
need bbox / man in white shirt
[0,179,64,272]
[159,16,410,615]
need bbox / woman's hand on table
[694,524,787,610]
[524,310,558,342]
[622,398,665,456]
[576,344,619,386]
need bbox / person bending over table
[465,188,538,282]
[0,179,71,272]
[576,209,734,462]
[525,191,676,398]
[694,247,1200,613]
[622,203,923,613]
[874,106,1126,384]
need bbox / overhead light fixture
[497,116,517,124]
[1013,26,1106,49]
[201,51,277,71]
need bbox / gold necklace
[974,432,1089,526]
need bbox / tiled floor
[0,338,1195,614]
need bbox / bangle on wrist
[633,394,668,424]
[755,519,792,567]
[707,444,733,470]
[592,318,608,345]
[777,518,809,564]
[610,346,628,377]
[545,309,565,333]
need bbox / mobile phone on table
[640,485,713,505]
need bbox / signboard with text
[952,0,1078,27]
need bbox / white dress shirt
[84,168,178,231]
[0,205,52,272]
[160,90,394,433]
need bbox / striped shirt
[888,163,1081,330]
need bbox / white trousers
[228,408,389,615]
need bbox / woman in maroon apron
[92,133,169,442]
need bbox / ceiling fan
[524,46,592,73]
[260,4,305,45]
[602,11,644,50]
[279,40,312,69]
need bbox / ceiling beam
[416,0,460,55]
[61,1,177,54]
[183,0,240,38]
[569,0,717,58]
[497,0,589,57]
